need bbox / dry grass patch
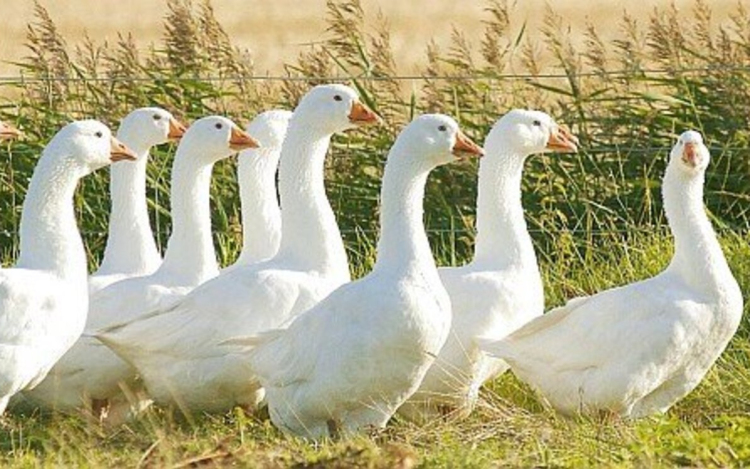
[0,0,739,75]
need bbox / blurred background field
[0,0,749,466]
[0,0,739,75]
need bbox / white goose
[0,120,135,414]
[88,107,187,295]
[399,110,578,422]
[0,121,21,140]
[228,109,292,269]
[95,85,380,413]
[481,130,743,417]
[229,114,483,440]
[23,116,258,419]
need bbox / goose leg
[326,418,342,439]
[91,398,109,422]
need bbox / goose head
[118,107,187,154]
[245,110,293,150]
[670,130,709,175]
[0,120,22,140]
[487,109,578,157]
[293,84,381,134]
[179,116,260,163]
[49,120,137,174]
[394,114,484,169]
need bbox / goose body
[95,85,380,413]
[480,131,743,417]
[88,108,186,295]
[0,120,135,414]
[23,117,258,418]
[236,114,483,440]
[399,110,578,421]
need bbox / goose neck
[663,166,731,293]
[236,147,281,265]
[158,151,219,283]
[472,150,536,270]
[276,123,348,279]
[374,157,437,278]
[97,145,160,275]
[16,154,87,281]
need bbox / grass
[1,231,749,467]
[0,0,749,466]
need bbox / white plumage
[480,130,743,417]
[0,120,135,414]
[228,109,291,269]
[88,107,186,295]
[22,116,258,420]
[399,109,578,421]
[94,85,381,414]
[235,114,484,440]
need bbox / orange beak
[0,122,22,140]
[167,118,187,141]
[348,101,382,126]
[545,125,579,153]
[452,131,484,158]
[683,142,698,167]
[110,136,138,162]
[229,126,260,151]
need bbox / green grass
[0,230,748,468]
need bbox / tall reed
[0,0,747,272]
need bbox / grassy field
[0,0,739,75]
[0,0,750,466]
[1,231,749,467]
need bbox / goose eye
[438,125,447,132]
[95,131,103,138]
[215,123,223,130]
[153,114,162,121]
[333,95,342,102]
[532,120,541,127]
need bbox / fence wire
[0,65,749,85]
[0,66,748,245]
[4,146,749,158]
[0,226,744,241]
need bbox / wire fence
[1,64,749,84]
[0,227,678,239]
[1,66,749,252]
[1,64,748,156]
[4,145,749,155]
